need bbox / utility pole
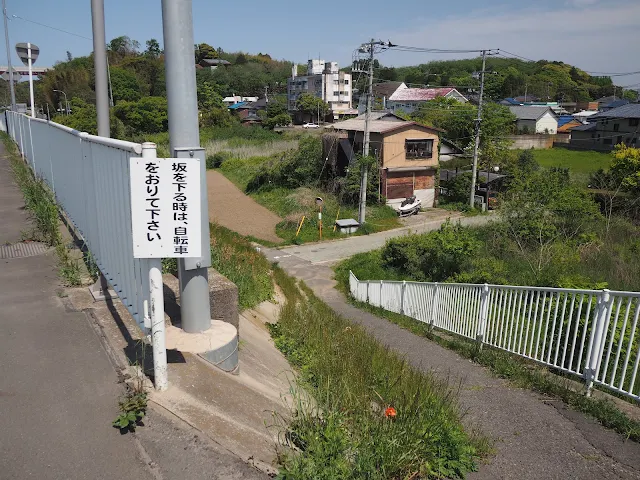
[2,0,15,110]
[91,0,110,136]
[358,39,384,225]
[161,0,212,334]
[469,50,487,209]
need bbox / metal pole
[469,50,487,208]
[358,39,375,225]
[2,0,15,110]
[91,0,110,136]
[161,0,212,334]
[27,43,35,117]
[142,142,168,391]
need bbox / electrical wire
[11,14,92,41]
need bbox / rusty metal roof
[388,87,456,102]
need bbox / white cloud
[377,1,640,88]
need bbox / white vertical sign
[130,157,202,258]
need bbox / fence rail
[349,272,640,401]
[3,111,150,330]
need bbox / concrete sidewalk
[0,146,266,479]
[265,247,640,480]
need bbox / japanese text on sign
[130,157,202,258]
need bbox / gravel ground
[207,170,282,243]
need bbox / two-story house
[332,113,441,208]
[570,103,640,150]
[287,60,354,121]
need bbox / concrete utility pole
[358,39,383,225]
[161,0,212,334]
[469,50,487,209]
[91,0,110,136]
[2,0,15,110]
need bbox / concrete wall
[504,134,570,150]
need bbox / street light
[53,89,69,115]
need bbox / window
[613,123,620,132]
[333,80,339,85]
[617,136,622,145]
[632,138,638,145]
[405,139,434,159]
[603,138,612,145]
[334,92,339,96]
[344,79,349,85]
[630,118,640,127]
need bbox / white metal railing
[3,111,151,331]
[349,272,640,401]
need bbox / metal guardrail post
[430,282,440,328]
[400,281,406,315]
[584,289,611,396]
[141,143,168,391]
[477,283,490,350]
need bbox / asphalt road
[275,214,493,264]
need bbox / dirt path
[207,170,282,243]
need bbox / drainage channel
[0,242,49,260]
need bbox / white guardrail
[350,272,640,401]
[2,111,151,331]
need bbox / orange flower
[384,406,397,418]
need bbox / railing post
[477,283,490,350]
[430,282,440,328]
[400,280,406,315]
[380,280,383,308]
[366,281,370,303]
[584,289,611,396]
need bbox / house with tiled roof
[383,84,468,114]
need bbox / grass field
[531,148,611,174]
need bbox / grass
[269,266,487,479]
[2,133,83,286]
[337,292,640,444]
[209,222,273,310]
[204,138,299,160]
[531,148,611,185]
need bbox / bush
[206,151,232,169]
[445,172,472,203]
[382,220,480,282]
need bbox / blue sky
[3,0,640,88]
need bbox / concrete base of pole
[165,320,239,374]
[178,263,213,334]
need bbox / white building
[287,60,354,120]
[222,95,259,107]
[508,106,559,134]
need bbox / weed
[112,388,148,433]
[210,222,273,310]
[270,266,483,479]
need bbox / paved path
[275,214,493,264]
[0,147,266,480]
[264,247,640,480]
[207,170,282,243]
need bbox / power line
[11,14,92,41]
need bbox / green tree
[109,67,142,103]
[194,43,217,63]
[197,81,235,127]
[516,149,539,175]
[296,93,329,122]
[235,53,247,65]
[501,168,601,280]
[113,96,168,134]
[108,36,140,57]
[144,39,162,59]
[610,145,640,195]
